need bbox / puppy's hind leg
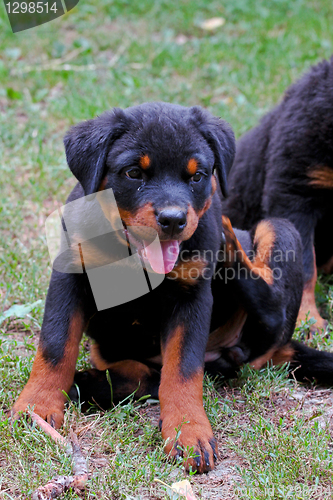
[72,349,160,409]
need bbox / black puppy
[224,57,333,334]
[14,103,233,473]
[14,102,323,473]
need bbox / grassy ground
[1,0,333,498]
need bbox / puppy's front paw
[297,307,328,339]
[160,407,217,473]
[12,389,65,429]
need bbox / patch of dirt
[5,334,333,499]
[1,326,39,355]
[140,384,333,499]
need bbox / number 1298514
[6,2,58,13]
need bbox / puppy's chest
[88,276,181,330]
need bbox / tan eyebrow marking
[187,158,198,176]
[139,155,151,170]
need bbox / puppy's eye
[125,168,143,180]
[192,172,203,183]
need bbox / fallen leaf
[200,17,225,31]
[171,480,197,500]
[0,300,43,325]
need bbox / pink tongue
[144,240,180,274]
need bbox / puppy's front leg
[159,288,217,473]
[13,272,87,428]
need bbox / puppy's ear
[64,108,129,195]
[190,107,235,198]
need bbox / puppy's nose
[157,208,187,236]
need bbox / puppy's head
[64,102,235,273]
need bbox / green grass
[1,0,333,498]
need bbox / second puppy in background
[225,57,333,334]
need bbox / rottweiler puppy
[224,57,333,334]
[13,102,333,473]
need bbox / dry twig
[30,413,88,500]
